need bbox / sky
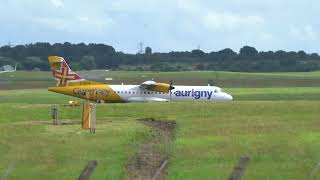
[0,0,319,53]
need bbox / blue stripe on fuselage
[174,89,213,99]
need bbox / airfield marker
[82,102,91,129]
[228,156,250,180]
[78,160,98,180]
[82,91,96,133]
[51,106,59,125]
[90,103,96,134]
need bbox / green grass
[1,71,320,179]
[2,70,320,89]
[0,104,149,179]
[227,87,320,101]
[0,100,320,179]
[165,101,320,179]
[1,87,320,105]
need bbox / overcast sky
[0,0,319,53]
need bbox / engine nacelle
[146,83,173,93]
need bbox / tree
[215,48,237,61]
[1,42,320,72]
[191,49,205,57]
[195,64,205,70]
[22,57,47,70]
[145,47,152,55]
[298,50,307,59]
[239,46,258,58]
[69,62,81,71]
[310,53,320,59]
[80,56,96,70]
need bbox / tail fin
[48,56,102,87]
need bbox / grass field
[0,71,320,179]
[1,70,320,89]
[1,87,320,104]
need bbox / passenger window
[144,91,146,94]
[214,89,218,93]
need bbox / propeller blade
[169,80,174,100]
[169,80,174,90]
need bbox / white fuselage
[110,85,233,102]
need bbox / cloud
[176,0,201,14]
[289,25,317,41]
[202,12,265,31]
[1,0,320,53]
[34,16,114,34]
[49,0,64,8]
[260,32,273,41]
[304,25,317,40]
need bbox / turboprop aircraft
[48,56,233,103]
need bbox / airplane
[0,64,17,73]
[48,56,233,103]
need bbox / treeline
[0,42,320,72]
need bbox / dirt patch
[126,118,176,180]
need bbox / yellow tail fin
[48,56,103,87]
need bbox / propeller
[169,80,175,100]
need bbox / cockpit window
[214,89,218,93]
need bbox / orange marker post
[82,102,91,129]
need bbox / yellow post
[90,103,96,133]
[82,101,91,129]
[82,92,97,131]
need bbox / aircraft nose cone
[225,93,233,101]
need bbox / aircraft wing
[139,80,174,93]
